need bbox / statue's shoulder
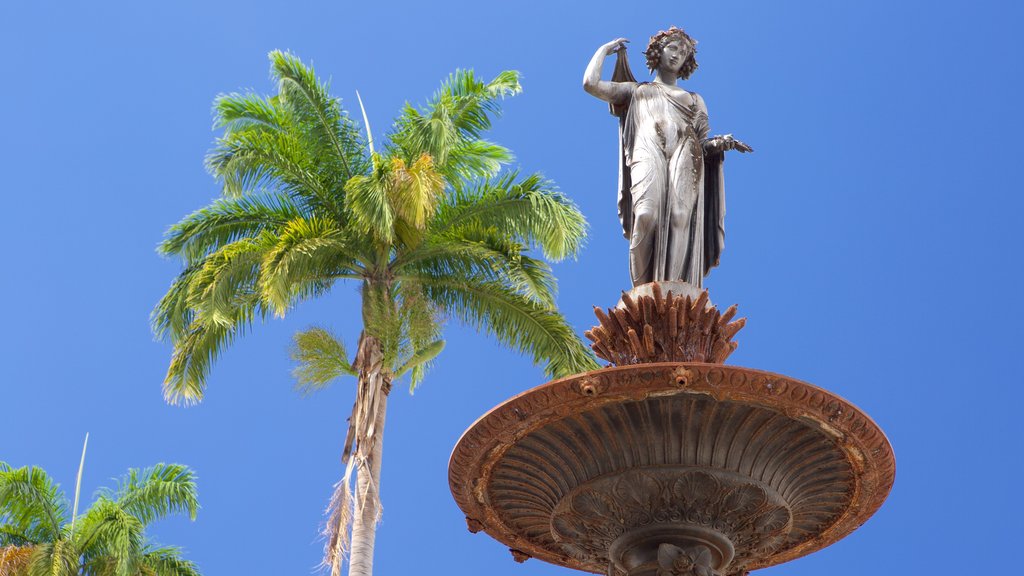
[689,91,708,113]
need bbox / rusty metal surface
[448,363,895,574]
[586,284,745,365]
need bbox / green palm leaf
[108,465,199,526]
[433,172,586,261]
[24,540,78,576]
[259,218,355,315]
[187,238,265,329]
[418,274,597,378]
[290,327,356,395]
[0,465,68,544]
[394,340,444,380]
[152,265,202,343]
[269,50,366,182]
[206,128,338,214]
[344,159,396,244]
[159,192,303,264]
[162,299,261,406]
[76,499,144,576]
[136,546,201,576]
[214,92,289,136]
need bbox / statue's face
[659,39,690,74]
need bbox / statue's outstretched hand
[706,134,753,154]
[603,38,629,55]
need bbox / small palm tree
[153,52,597,576]
[0,462,200,576]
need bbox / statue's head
[644,26,699,80]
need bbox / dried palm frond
[0,545,33,576]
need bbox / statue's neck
[653,69,679,86]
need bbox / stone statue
[583,27,751,288]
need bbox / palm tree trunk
[347,391,386,576]
[347,333,390,576]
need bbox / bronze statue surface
[583,27,751,287]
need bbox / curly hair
[644,26,699,80]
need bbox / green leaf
[433,172,587,261]
[259,218,353,315]
[25,539,79,576]
[418,274,598,378]
[269,50,367,182]
[109,464,199,525]
[159,192,303,264]
[213,91,289,135]
[162,298,262,406]
[344,158,395,243]
[395,339,445,380]
[290,327,356,395]
[0,464,68,543]
[136,545,201,576]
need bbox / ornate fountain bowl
[448,363,895,576]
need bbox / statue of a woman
[583,27,751,287]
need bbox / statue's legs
[628,154,666,286]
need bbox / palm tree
[153,51,598,576]
[0,462,200,576]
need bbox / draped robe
[610,52,726,287]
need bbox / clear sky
[2,1,1021,575]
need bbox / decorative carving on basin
[448,363,895,575]
[551,467,791,574]
[658,543,721,576]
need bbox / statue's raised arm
[582,38,636,105]
[583,26,752,288]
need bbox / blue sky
[2,1,1021,574]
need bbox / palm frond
[432,172,587,261]
[24,540,78,576]
[259,217,353,315]
[0,544,33,576]
[0,526,36,548]
[159,192,303,264]
[444,139,512,183]
[512,254,557,307]
[394,340,444,380]
[162,294,265,406]
[205,127,342,218]
[388,101,459,172]
[269,50,367,181]
[290,327,356,395]
[137,545,201,576]
[437,69,521,138]
[75,498,143,576]
[390,154,444,232]
[0,465,68,544]
[396,230,557,307]
[152,265,202,343]
[213,92,289,135]
[343,160,395,244]
[418,274,598,378]
[389,70,520,173]
[322,474,352,576]
[186,238,266,329]
[107,464,199,526]
[392,281,442,391]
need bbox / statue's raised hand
[705,134,753,154]
[603,38,629,55]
